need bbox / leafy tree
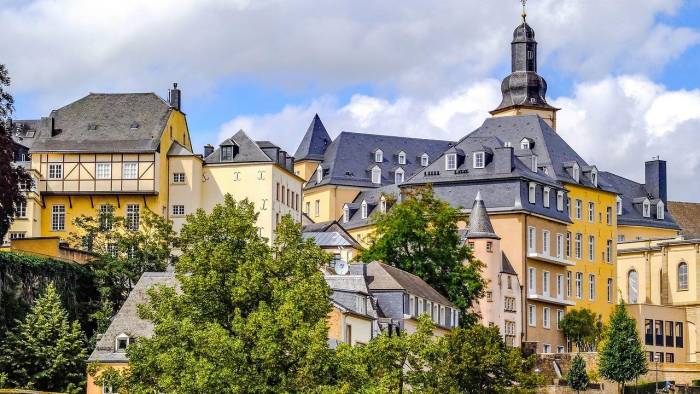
[598,302,647,394]
[360,187,485,325]
[567,354,589,393]
[560,308,603,352]
[0,64,32,241]
[122,196,335,393]
[0,283,88,393]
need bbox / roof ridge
[338,130,452,143]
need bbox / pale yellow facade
[293,160,320,183]
[303,184,363,223]
[618,225,679,243]
[86,363,128,394]
[327,306,374,346]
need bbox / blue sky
[4,0,700,199]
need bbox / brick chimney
[168,83,181,111]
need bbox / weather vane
[521,0,527,22]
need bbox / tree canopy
[598,302,647,393]
[567,354,590,393]
[559,308,603,352]
[359,187,485,325]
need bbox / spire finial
[521,0,527,22]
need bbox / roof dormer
[520,138,534,150]
[370,165,381,184]
[361,200,368,219]
[420,153,430,167]
[397,151,406,165]
[316,164,323,184]
[220,142,238,161]
[373,149,383,163]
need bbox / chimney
[645,159,667,202]
[494,146,514,174]
[50,117,61,137]
[203,144,214,158]
[169,83,182,111]
[285,156,294,172]
[278,150,287,167]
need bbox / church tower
[490,3,559,130]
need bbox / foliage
[567,354,589,393]
[0,64,32,241]
[70,207,176,333]
[0,283,88,393]
[122,195,335,393]
[359,187,485,325]
[559,308,603,352]
[0,251,97,337]
[598,302,648,393]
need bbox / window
[345,324,352,344]
[643,199,651,218]
[486,291,493,302]
[173,172,185,183]
[606,240,613,263]
[221,145,234,161]
[543,307,550,329]
[628,270,639,303]
[96,163,111,179]
[528,304,536,326]
[606,206,612,225]
[99,204,114,230]
[588,235,595,261]
[486,241,493,253]
[655,320,664,346]
[543,187,550,208]
[588,202,595,223]
[122,162,138,179]
[528,267,536,294]
[398,151,406,165]
[617,196,623,215]
[418,299,424,314]
[676,322,684,348]
[305,201,310,214]
[48,164,63,180]
[356,296,366,315]
[115,333,130,352]
[591,169,598,187]
[507,275,512,289]
[556,234,564,258]
[371,166,381,184]
[528,226,536,253]
[572,163,580,182]
[531,155,538,172]
[556,191,564,211]
[645,320,654,345]
[343,206,350,223]
[375,149,383,163]
[666,353,675,363]
[528,182,536,204]
[395,168,404,184]
[504,297,516,312]
[361,201,368,219]
[566,232,572,257]
[543,230,550,256]
[421,154,429,167]
[657,201,665,220]
[556,274,564,299]
[107,243,118,257]
[51,205,65,231]
[543,271,550,296]
[521,139,531,150]
[473,152,485,168]
[15,200,27,218]
[126,204,140,231]
[575,272,583,299]
[607,278,613,303]
[316,165,323,184]
[380,197,387,213]
[575,233,582,259]
[557,346,565,353]
[557,310,564,330]
[505,321,516,346]
[618,234,626,242]
[678,262,688,290]
[567,271,572,297]
[589,274,596,300]
[172,205,185,216]
[314,200,320,217]
[575,200,582,219]
[9,232,26,240]
[445,154,457,170]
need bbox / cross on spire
[521,0,527,22]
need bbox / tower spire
[521,0,527,23]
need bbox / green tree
[122,195,335,393]
[559,308,603,352]
[0,283,88,393]
[567,354,589,393]
[359,187,484,325]
[0,64,32,241]
[598,302,647,394]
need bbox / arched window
[679,262,688,290]
[591,168,598,187]
[398,151,406,165]
[395,168,404,184]
[421,153,429,167]
[374,149,383,163]
[643,199,651,218]
[371,166,381,184]
[628,270,639,304]
[657,201,665,220]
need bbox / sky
[3,0,700,200]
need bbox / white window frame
[591,168,598,187]
[543,307,550,329]
[572,162,580,183]
[543,187,550,208]
[473,152,485,169]
[126,204,140,231]
[96,163,111,180]
[588,202,595,223]
[380,197,387,213]
[617,196,623,215]
[421,153,429,167]
[361,200,368,219]
[314,200,320,217]
[445,154,457,170]
[528,182,536,204]
[99,204,114,230]
[557,310,564,330]
[398,151,406,165]
[556,233,564,258]
[371,166,381,184]
[115,333,130,352]
[520,138,530,150]
[528,226,536,253]
[531,155,538,172]
[122,162,138,180]
[679,262,689,290]
[48,163,63,180]
[657,201,665,220]
[172,172,186,183]
[543,230,550,256]
[588,235,595,261]
[575,233,582,259]
[172,205,185,216]
[556,191,564,211]
[528,304,536,327]
[395,168,404,184]
[51,205,65,231]
[575,272,583,299]
[15,200,27,218]
[607,278,613,303]
[567,271,572,297]
[528,267,536,294]
[606,240,613,263]
[543,271,550,296]
[316,165,323,184]
[556,274,564,299]
[643,199,651,218]
[343,205,350,223]
[628,270,638,303]
[374,149,383,163]
[589,274,596,301]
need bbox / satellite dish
[334,260,349,275]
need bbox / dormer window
[316,165,323,184]
[361,200,368,219]
[221,145,234,161]
[395,168,404,184]
[380,196,387,213]
[531,155,538,173]
[398,151,406,165]
[520,138,531,150]
[115,333,131,352]
[374,149,383,163]
[543,187,551,208]
[343,205,350,223]
[473,152,485,169]
[445,154,457,170]
[528,182,537,204]
[591,168,598,187]
[642,199,651,218]
[556,191,564,212]
[617,196,623,215]
[657,201,665,220]
[421,154,429,167]
[371,166,381,184]
[572,163,580,183]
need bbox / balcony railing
[527,252,576,267]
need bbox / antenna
[521,0,527,22]
[334,260,349,275]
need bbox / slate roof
[9,119,40,150]
[88,272,177,363]
[167,141,196,156]
[304,131,453,190]
[31,93,172,153]
[599,171,680,231]
[364,261,455,308]
[204,130,275,164]
[341,184,400,230]
[666,202,700,238]
[501,253,517,275]
[466,191,499,239]
[294,114,332,161]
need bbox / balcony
[526,292,575,306]
[527,252,576,267]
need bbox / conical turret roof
[466,191,500,240]
[294,114,331,161]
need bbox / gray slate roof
[31,93,172,153]
[364,261,455,308]
[466,191,499,239]
[341,184,399,230]
[167,141,195,156]
[304,130,453,190]
[501,253,517,275]
[204,130,275,164]
[88,272,177,363]
[294,114,331,161]
[302,220,363,249]
[10,119,40,150]
[599,171,680,231]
